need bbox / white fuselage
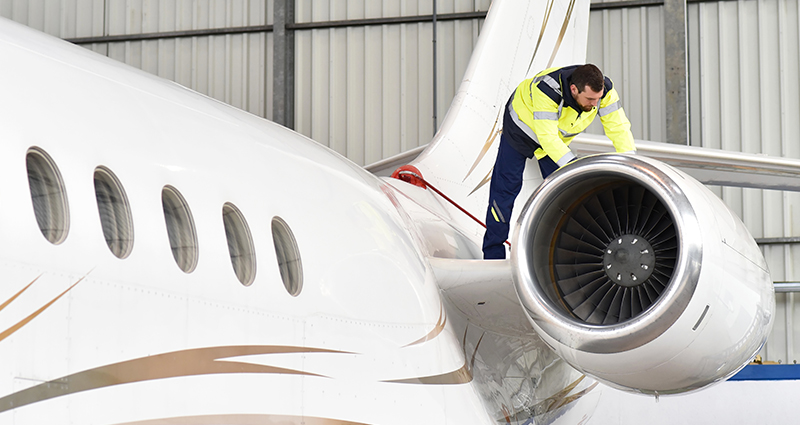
[0,16,597,425]
[0,18,475,425]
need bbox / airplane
[0,0,796,424]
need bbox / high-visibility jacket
[504,65,636,166]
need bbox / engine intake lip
[512,154,703,354]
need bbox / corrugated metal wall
[587,0,800,364]
[687,0,800,365]
[0,0,274,118]
[3,0,800,363]
[293,0,491,165]
[586,3,666,142]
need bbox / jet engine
[512,154,775,395]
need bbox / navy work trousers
[482,136,558,260]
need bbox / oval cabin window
[222,202,256,286]
[162,186,198,273]
[94,167,134,259]
[26,147,69,244]
[271,216,303,296]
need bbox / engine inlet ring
[512,154,702,354]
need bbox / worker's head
[570,64,604,112]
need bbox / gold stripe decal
[469,332,485,370]
[527,0,556,75]
[465,0,556,193]
[0,275,40,312]
[546,0,577,68]
[111,414,372,425]
[466,0,581,197]
[0,345,347,414]
[494,375,598,422]
[0,274,84,344]
[382,363,472,385]
[463,111,502,182]
[468,166,494,196]
[403,303,446,347]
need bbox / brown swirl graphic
[403,303,446,347]
[0,345,346,413]
[496,374,598,421]
[0,275,39,312]
[546,0,578,68]
[468,166,494,196]
[464,112,503,182]
[467,0,579,196]
[382,363,472,385]
[111,414,371,425]
[528,0,557,74]
[0,274,84,344]
[464,0,556,188]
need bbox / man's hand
[557,156,578,171]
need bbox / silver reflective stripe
[556,152,577,167]
[598,101,621,117]
[533,74,561,92]
[559,128,581,138]
[492,200,506,223]
[541,75,562,95]
[534,111,558,121]
[508,102,539,143]
[529,80,536,102]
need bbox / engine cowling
[512,154,775,395]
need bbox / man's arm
[598,86,636,153]
[516,84,576,166]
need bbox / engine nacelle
[512,154,775,395]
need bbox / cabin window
[162,186,198,273]
[26,147,69,244]
[222,203,256,286]
[271,217,303,296]
[94,167,133,259]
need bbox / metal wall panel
[585,5,666,143]
[294,0,489,165]
[0,0,103,38]
[1,0,273,119]
[686,0,800,364]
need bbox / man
[483,64,636,260]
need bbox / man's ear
[570,84,578,96]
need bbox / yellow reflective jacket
[505,65,636,166]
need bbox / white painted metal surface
[1,0,799,366]
[0,0,794,422]
[513,154,774,393]
[0,15,503,424]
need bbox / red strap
[391,165,511,247]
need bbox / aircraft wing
[572,133,800,191]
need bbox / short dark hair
[571,64,604,93]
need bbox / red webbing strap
[392,166,511,247]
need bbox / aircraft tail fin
[406,0,591,247]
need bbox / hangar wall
[587,0,800,364]
[292,0,491,165]
[2,0,800,363]
[0,1,275,116]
